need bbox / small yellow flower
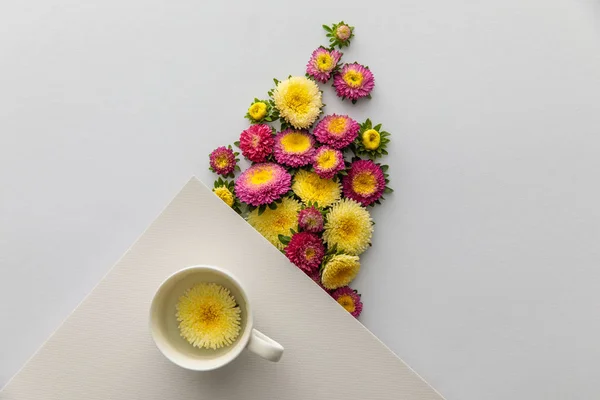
[321,254,361,290]
[323,198,373,255]
[247,197,301,250]
[213,186,235,207]
[362,129,381,150]
[292,170,341,207]
[176,283,241,350]
[248,102,268,121]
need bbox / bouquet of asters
[209,22,392,319]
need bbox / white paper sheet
[0,178,444,400]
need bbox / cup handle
[247,329,284,362]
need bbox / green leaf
[380,165,389,172]
[278,234,291,245]
[381,149,389,155]
[258,204,267,215]
[373,124,382,131]
[234,141,240,147]
[384,187,394,194]
[268,202,277,210]
[322,24,332,32]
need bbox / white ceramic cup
[150,265,284,370]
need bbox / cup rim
[149,265,254,371]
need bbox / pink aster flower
[331,286,363,318]
[235,163,291,206]
[313,114,360,149]
[342,159,386,206]
[306,47,342,83]
[239,124,274,163]
[209,146,237,176]
[273,129,316,167]
[298,206,324,233]
[312,146,345,179]
[285,232,325,272]
[333,63,375,102]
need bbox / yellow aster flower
[273,76,323,129]
[323,198,373,255]
[292,170,341,208]
[213,186,235,207]
[321,254,361,290]
[362,129,381,150]
[247,197,301,250]
[176,283,241,350]
[248,102,268,120]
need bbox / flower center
[215,154,230,168]
[316,149,338,170]
[248,102,268,120]
[362,129,381,150]
[280,131,311,154]
[352,171,377,196]
[343,70,364,88]
[327,117,348,135]
[332,264,353,282]
[316,53,334,72]
[274,215,290,229]
[304,247,316,260]
[283,83,311,115]
[198,303,220,326]
[337,217,359,240]
[251,134,260,147]
[337,295,356,312]
[249,168,274,186]
[304,215,318,228]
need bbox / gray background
[1,1,599,399]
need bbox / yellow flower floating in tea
[176,283,241,350]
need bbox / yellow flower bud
[362,129,381,150]
[248,102,268,121]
